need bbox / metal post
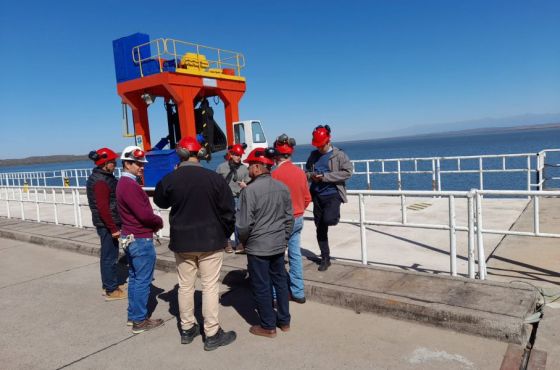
[475,192,486,280]
[431,159,436,191]
[526,156,531,191]
[449,195,457,276]
[35,189,40,223]
[479,157,484,190]
[358,193,368,265]
[19,188,25,221]
[74,169,79,187]
[400,194,407,224]
[71,189,79,227]
[533,195,540,234]
[397,160,402,190]
[43,172,47,186]
[436,158,442,191]
[467,193,475,279]
[52,189,59,225]
[76,189,83,228]
[366,161,371,190]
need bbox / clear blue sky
[1,0,559,157]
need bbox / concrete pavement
[0,238,509,370]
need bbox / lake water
[2,128,559,190]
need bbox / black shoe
[204,328,237,351]
[318,259,331,271]
[291,296,306,304]
[180,323,200,344]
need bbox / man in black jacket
[154,136,237,351]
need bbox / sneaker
[204,328,237,351]
[132,318,164,334]
[318,259,331,272]
[235,244,246,254]
[180,323,200,344]
[126,320,133,326]
[105,288,127,301]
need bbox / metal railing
[3,149,559,191]
[1,185,559,281]
[131,38,246,78]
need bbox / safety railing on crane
[130,38,246,78]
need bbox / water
[2,128,559,190]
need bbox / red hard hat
[274,134,295,155]
[312,126,330,147]
[90,148,118,166]
[243,148,275,166]
[177,136,202,153]
[229,144,245,156]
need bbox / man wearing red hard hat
[216,143,250,253]
[154,136,237,351]
[272,134,311,304]
[305,125,353,271]
[86,147,127,301]
[236,147,294,338]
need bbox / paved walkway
[0,238,509,370]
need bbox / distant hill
[0,154,88,167]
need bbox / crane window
[252,121,266,143]
[234,123,245,144]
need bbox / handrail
[2,185,559,281]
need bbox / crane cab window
[252,121,266,143]
[234,123,245,144]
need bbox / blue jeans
[96,227,119,293]
[125,238,156,322]
[287,216,305,298]
[247,253,290,330]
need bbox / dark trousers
[247,253,291,330]
[96,227,119,293]
[312,193,342,260]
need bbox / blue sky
[0,0,559,158]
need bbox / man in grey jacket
[305,125,353,271]
[237,147,294,338]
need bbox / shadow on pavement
[220,269,260,326]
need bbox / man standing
[272,134,311,304]
[305,125,352,271]
[86,147,126,301]
[116,146,164,334]
[216,144,250,253]
[237,147,294,338]
[154,136,237,351]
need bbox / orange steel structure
[117,72,246,151]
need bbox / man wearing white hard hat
[116,146,165,334]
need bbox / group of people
[86,125,352,350]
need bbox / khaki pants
[175,250,223,337]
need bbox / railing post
[467,192,475,279]
[74,169,79,187]
[478,157,484,190]
[475,191,486,280]
[52,188,59,225]
[6,188,11,219]
[533,195,540,235]
[436,158,442,191]
[19,188,25,221]
[71,189,79,227]
[76,188,83,228]
[431,159,436,191]
[35,189,40,223]
[400,194,407,224]
[526,155,531,192]
[358,193,368,265]
[448,195,457,277]
[366,161,371,190]
[397,160,402,190]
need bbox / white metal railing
[295,149,560,191]
[1,185,559,281]
[2,149,559,191]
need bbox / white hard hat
[120,146,148,163]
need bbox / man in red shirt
[272,134,311,303]
[86,147,126,301]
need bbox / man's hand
[238,181,247,188]
[111,231,121,238]
[311,173,324,182]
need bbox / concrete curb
[0,221,537,345]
